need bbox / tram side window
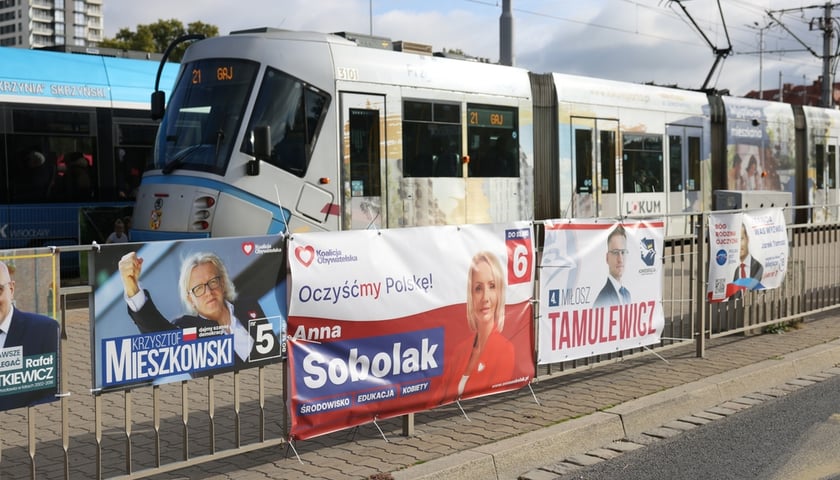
[402,100,462,177]
[467,104,519,177]
[115,122,158,200]
[829,145,837,188]
[241,67,330,177]
[816,144,824,189]
[574,129,593,193]
[600,131,616,193]
[687,136,701,191]
[9,109,96,203]
[623,133,663,193]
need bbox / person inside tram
[12,149,55,203]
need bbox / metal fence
[2,209,839,479]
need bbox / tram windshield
[154,59,259,175]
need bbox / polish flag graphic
[182,327,197,342]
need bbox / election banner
[287,223,535,440]
[537,219,665,364]
[91,235,287,391]
[0,251,61,412]
[707,208,788,302]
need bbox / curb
[391,339,840,480]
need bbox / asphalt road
[553,374,840,480]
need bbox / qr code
[714,278,726,296]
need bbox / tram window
[403,100,462,177]
[688,136,700,191]
[13,109,93,135]
[8,108,97,203]
[600,131,616,193]
[669,135,682,191]
[828,145,837,188]
[623,133,663,193]
[574,129,593,193]
[241,67,329,177]
[816,144,825,189]
[115,123,158,200]
[349,109,380,197]
[466,104,518,177]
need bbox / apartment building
[0,0,102,48]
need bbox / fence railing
[2,209,840,479]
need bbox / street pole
[822,2,832,107]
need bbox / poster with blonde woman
[286,222,535,440]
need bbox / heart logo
[242,242,255,255]
[295,245,315,267]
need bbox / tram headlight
[192,220,210,230]
[194,196,216,208]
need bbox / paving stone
[565,453,604,467]
[605,440,645,453]
[586,447,626,460]
[678,415,714,425]
[642,426,683,439]
[539,461,583,476]
[662,419,699,431]
[692,410,726,421]
[706,406,737,417]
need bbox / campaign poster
[91,235,287,392]
[537,219,665,364]
[287,223,535,440]
[0,251,61,412]
[707,208,788,302]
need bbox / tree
[99,19,218,61]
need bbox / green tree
[100,19,218,61]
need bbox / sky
[102,1,833,96]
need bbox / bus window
[466,104,518,177]
[623,133,663,193]
[403,100,461,177]
[241,67,330,177]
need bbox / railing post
[695,213,706,358]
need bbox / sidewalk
[3,311,840,480]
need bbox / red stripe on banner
[287,302,535,440]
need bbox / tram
[130,28,840,242]
[0,46,178,275]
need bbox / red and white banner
[707,208,788,302]
[537,219,665,364]
[287,223,535,440]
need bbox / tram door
[571,118,618,218]
[340,93,386,230]
[814,138,839,221]
[667,125,703,235]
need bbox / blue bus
[0,47,178,278]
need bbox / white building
[0,0,103,48]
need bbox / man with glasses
[593,225,632,308]
[118,251,279,370]
[0,261,60,411]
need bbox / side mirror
[151,90,166,121]
[248,125,271,176]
